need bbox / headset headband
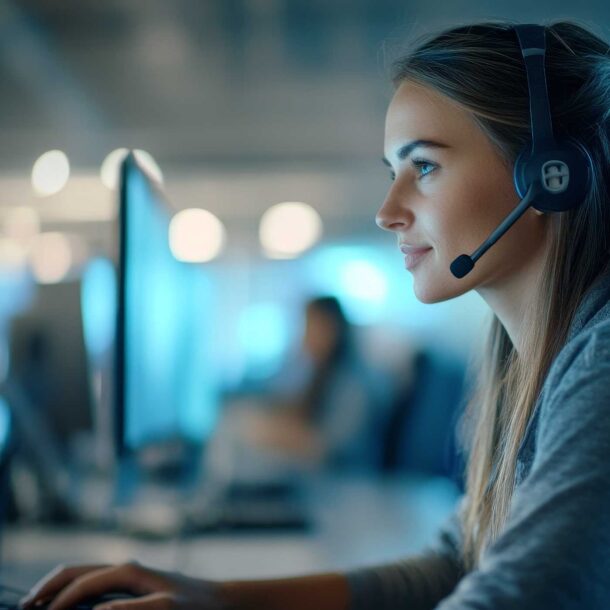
[514,25,555,154]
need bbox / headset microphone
[450,24,593,279]
[450,182,542,279]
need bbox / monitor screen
[116,153,218,455]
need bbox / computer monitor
[115,153,218,459]
[7,280,94,446]
[4,280,94,520]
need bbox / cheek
[433,166,517,258]
[408,168,522,302]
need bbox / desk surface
[1,474,460,590]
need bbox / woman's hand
[19,562,229,610]
[20,564,351,610]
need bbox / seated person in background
[212,296,389,476]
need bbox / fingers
[46,563,149,610]
[94,592,176,610]
[21,565,109,608]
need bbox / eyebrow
[382,139,450,167]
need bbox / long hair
[390,19,610,570]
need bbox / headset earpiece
[513,136,593,213]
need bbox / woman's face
[377,80,548,304]
[303,308,338,363]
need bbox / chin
[412,269,473,304]
[413,284,447,304]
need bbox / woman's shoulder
[544,314,610,396]
[549,269,610,377]
[536,315,610,447]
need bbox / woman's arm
[21,542,466,610]
[220,572,350,610]
[346,505,466,610]
[21,564,350,610]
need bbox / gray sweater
[347,268,610,609]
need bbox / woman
[238,295,385,471]
[20,19,610,610]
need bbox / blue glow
[0,268,34,319]
[304,246,392,324]
[123,163,219,448]
[82,257,116,359]
[339,259,388,299]
[237,302,289,378]
[300,242,489,355]
[0,396,10,455]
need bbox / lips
[402,246,432,270]
[400,245,431,256]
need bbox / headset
[450,24,594,279]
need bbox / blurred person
[238,295,388,470]
[20,20,610,610]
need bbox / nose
[375,187,414,233]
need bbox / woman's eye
[388,159,436,182]
[411,158,437,178]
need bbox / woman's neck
[476,237,550,355]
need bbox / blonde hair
[390,19,610,569]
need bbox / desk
[1,474,460,590]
